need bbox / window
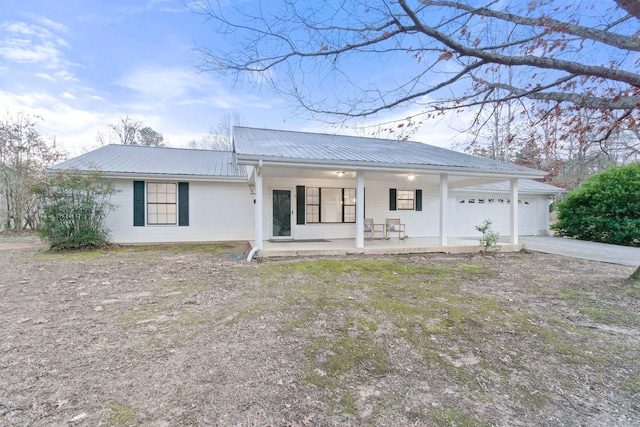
[389,188,422,211]
[397,190,415,210]
[343,188,356,222]
[147,182,177,225]
[133,181,188,227]
[306,187,320,223]
[304,187,356,223]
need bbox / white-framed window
[147,182,177,225]
[306,187,320,223]
[397,190,415,210]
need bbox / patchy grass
[1,243,637,426]
[105,402,139,426]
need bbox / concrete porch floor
[252,237,522,258]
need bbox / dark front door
[272,189,291,237]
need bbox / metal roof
[49,144,247,178]
[233,127,546,177]
[459,179,566,194]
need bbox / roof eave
[45,168,249,182]
[236,155,547,179]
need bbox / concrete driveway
[520,236,640,266]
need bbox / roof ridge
[233,125,425,145]
[102,144,234,154]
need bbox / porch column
[439,173,449,246]
[510,178,519,245]
[255,163,264,252]
[356,170,365,249]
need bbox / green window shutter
[416,189,422,211]
[389,188,397,211]
[178,182,189,226]
[296,186,305,225]
[133,181,145,226]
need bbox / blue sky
[0,0,473,155]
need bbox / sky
[0,0,472,157]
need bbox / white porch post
[439,173,448,246]
[510,178,519,245]
[356,170,365,249]
[255,162,264,252]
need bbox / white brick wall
[105,178,255,243]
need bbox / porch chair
[385,218,406,240]
[364,218,385,239]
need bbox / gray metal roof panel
[233,127,545,175]
[49,145,248,178]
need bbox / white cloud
[0,90,110,152]
[62,92,76,99]
[37,17,69,33]
[36,72,55,81]
[116,65,273,112]
[0,20,72,77]
[117,67,205,99]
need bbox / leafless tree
[0,112,64,231]
[188,112,245,151]
[97,115,164,146]
[191,0,640,144]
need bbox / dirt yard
[0,235,638,426]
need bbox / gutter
[235,157,547,180]
[44,169,250,183]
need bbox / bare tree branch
[192,0,640,138]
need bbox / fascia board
[235,155,547,179]
[451,187,566,195]
[45,169,249,183]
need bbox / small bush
[476,219,499,253]
[34,171,118,250]
[552,163,640,247]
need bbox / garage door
[454,195,536,237]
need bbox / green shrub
[476,219,499,253]
[552,163,640,247]
[34,171,118,250]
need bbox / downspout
[247,159,263,261]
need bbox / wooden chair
[385,218,406,239]
[364,218,385,239]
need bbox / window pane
[307,205,319,223]
[398,199,413,210]
[147,183,157,202]
[344,205,356,223]
[343,188,356,205]
[321,188,342,222]
[397,190,415,210]
[306,187,319,204]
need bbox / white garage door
[454,195,536,237]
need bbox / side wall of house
[106,178,254,243]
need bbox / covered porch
[253,236,521,258]
[234,127,551,260]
